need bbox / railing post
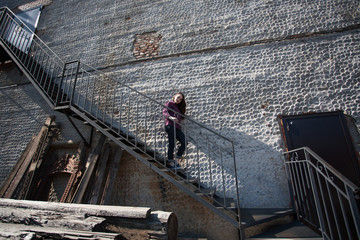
[0,8,8,38]
[56,63,67,107]
[305,150,327,239]
[231,142,244,239]
[70,61,80,106]
[346,186,360,239]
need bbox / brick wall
[0,66,91,186]
[111,151,239,239]
[0,0,359,208]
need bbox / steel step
[247,220,322,239]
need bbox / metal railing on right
[283,147,360,240]
[0,6,242,232]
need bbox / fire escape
[0,6,244,236]
[1,6,360,240]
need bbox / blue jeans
[165,125,186,160]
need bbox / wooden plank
[0,222,120,239]
[0,135,35,197]
[100,145,123,205]
[23,116,56,199]
[0,199,177,239]
[2,116,55,198]
[0,198,151,219]
[88,143,111,204]
[72,134,106,203]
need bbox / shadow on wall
[185,122,290,209]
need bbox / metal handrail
[283,147,360,240]
[65,61,241,212]
[0,6,242,230]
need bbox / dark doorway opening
[278,111,360,186]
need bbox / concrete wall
[0,0,359,208]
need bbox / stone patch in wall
[13,0,53,12]
[133,32,162,59]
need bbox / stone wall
[0,0,359,208]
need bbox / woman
[163,92,187,169]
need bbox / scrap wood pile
[0,116,178,239]
[0,198,178,239]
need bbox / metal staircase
[0,6,243,236]
[283,147,360,240]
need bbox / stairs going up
[247,220,322,240]
[241,209,322,239]
[0,6,243,236]
[1,7,333,239]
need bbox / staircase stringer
[69,105,240,229]
[0,6,243,235]
[0,40,56,109]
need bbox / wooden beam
[89,143,111,204]
[0,198,151,219]
[72,134,106,203]
[0,116,55,199]
[100,145,123,205]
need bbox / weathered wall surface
[0,0,359,209]
[111,151,239,239]
[0,63,91,186]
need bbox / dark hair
[173,92,186,115]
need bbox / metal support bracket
[64,113,93,147]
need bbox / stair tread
[248,220,321,239]
[241,208,295,227]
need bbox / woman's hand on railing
[168,116,178,123]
